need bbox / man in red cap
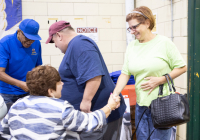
[0,19,42,104]
[46,21,126,140]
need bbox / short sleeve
[0,43,10,68]
[36,42,42,66]
[121,45,131,75]
[166,41,186,69]
[74,50,105,85]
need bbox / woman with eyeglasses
[112,6,187,140]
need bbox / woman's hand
[107,94,121,110]
[112,94,121,109]
[141,76,165,95]
[101,94,121,118]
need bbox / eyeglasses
[127,22,142,32]
[21,31,35,43]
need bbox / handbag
[150,74,190,129]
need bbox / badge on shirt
[31,48,37,55]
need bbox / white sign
[76,27,98,43]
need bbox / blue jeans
[0,93,29,104]
[135,103,172,140]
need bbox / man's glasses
[127,22,142,32]
[21,31,35,43]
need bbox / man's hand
[18,81,29,92]
[80,100,92,113]
[141,76,165,95]
[0,67,29,92]
[81,76,102,113]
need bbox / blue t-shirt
[0,31,42,95]
[59,35,126,123]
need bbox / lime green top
[122,35,186,106]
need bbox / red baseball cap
[46,21,71,44]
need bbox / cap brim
[24,32,42,40]
[46,36,54,44]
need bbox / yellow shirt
[122,35,186,106]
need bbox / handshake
[106,93,121,112]
[81,92,121,117]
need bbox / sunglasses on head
[127,22,142,32]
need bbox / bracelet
[106,105,112,114]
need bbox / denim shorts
[135,103,172,140]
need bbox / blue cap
[19,19,41,40]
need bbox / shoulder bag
[150,74,190,129]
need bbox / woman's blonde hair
[126,6,155,30]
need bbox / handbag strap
[158,74,175,96]
[165,74,176,92]
[158,84,164,96]
[131,108,147,140]
[147,128,156,140]
[164,74,172,92]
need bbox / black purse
[150,74,190,129]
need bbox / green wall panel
[187,0,200,139]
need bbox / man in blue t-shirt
[0,19,42,104]
[46,21,126,140]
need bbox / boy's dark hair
[26,65,61,96]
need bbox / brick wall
[22,0,127,72]
[136,0,188,140]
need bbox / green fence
[187,0,200,139]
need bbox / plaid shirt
[0,96,106,140]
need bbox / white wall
[136,0,188,140]
[22,0,127,72]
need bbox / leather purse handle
[158,74,176,96]
[164,74,172,92]
[166,74,176,92]
[158,85,164,96]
